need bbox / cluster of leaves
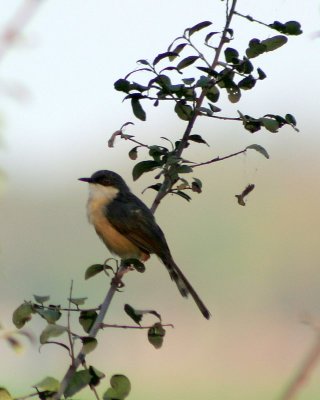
[112,19,300,199]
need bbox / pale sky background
[1,1,320,399]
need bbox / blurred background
[1,0,320,399]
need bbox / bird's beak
[78,177,93,183]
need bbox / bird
[79,170,210,319]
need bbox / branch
[279,331,320,400]
[150,0,238,214]
[192,148,247,168]
[101,323,174,330]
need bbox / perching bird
[79,170,210,319]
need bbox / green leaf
[285,113,297,126]
[257,67,267,80]
[208,103,221,113]
[284,21,302,35]
[34,377,60,393]
[103,388,119,400]
[0,388,13,400]
[153,51,179,66]
[177,56,199,70]
[132,160,161,181]
[224,47,239,63]
[109,375,131,398]
[227,84,241,103]
[85,264,104,280]
[182,77,195,85]
[33,295,50,304]
[188,134,209,146]
[246,144,270,159]
[260,117,280,132]
[174,102,193,121]
[148,323,166,349]
[79,310,98,333]
[205,85,220,103]
[261,35,287,52]
[12,303,34,328]
[131,98,146,121]
[124,304,143,325]
[64,370,92,398]
[187,21,212,36]
[69,297,88,306]
[123,258,146,273]
[36,307,62,324]
[81,336,98,355]
[246,39,266,59]
[40,324,67,344]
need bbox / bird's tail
[161,253,211,320]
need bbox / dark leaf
[81,337,98,355]
[153,52,179,66]
[168,43,188,61]
[187,21,212,36]
[124,304,142,325]
[246,144,270,159]
[123,258,146,273]
[79,310,98,333]
[85,264,104,280]
[224,47,239,63]
[196,66,218,77]
[238,75,256,90]
[114,79,131,93]
[285,113,297,126]
[260,117,280,132]
[128,146,139,160]
[188,134,209,146]
[246,38,266,59]
[173,190,192,202]
[257,67,267,80]
[284,21,302,35]
[131,98,146,121]
[132,160,161,181]
[261,35,287,52]
[36,308,62,324]
[205,31,219,43]
[88,366,106,387]
[208,103,221,112]
[235,184,255,206]
[137,59,150,66]
[177,165,193,174]
[182,77,195,85]
[191,178,202,193]
[177,56,199,70]
[205,85,220,103]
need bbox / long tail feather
[161,254,211,320]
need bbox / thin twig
[279,331,320,400]
[192,148,247,168]
[67,280,75,364]
[101,323,174,329]
[15,392,39,400]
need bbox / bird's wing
[105,192,169,257]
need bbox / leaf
[153,52,179,66]
[124,304,143,325]
[261,35,287,52]
[238,75,256,90]
[205,85,220,103]
[69,297,88,306]
[192,178,202,193]
[128,146,139,160]
[64,370,92,398]
[224,47,239,63]
[245,39,266,59]
[89,366,106,387]
[285,113,297,126]
[34,377,60,393]
[0,388,13,400]
[12,303,34,329]
[148,323,166,349]
[246,144,270,159]
[174,190,192,202]
[131,98,146,121]
[284,21,302,35]
[36,308,62,324]
[235,184,255,206]
[85,264,104,280]
[187,21,212,36]
[110,375,131,398]
[33,295,50,304]
[40,324,67,344]
[177,56,199,70]
[257,67,267,80]
[260,117,280,132]
[122,258,146,273]
[208,103,221,113]
[81,336,98,355]
[177,165,193,174]
[114,79,131,93]
[188,134,209,146]
[79,310,98,333]
[103,388,119,400]
[174,102,193,121]
[168,43,188,61]
[132,160,161,181]
[205,31,219,43]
